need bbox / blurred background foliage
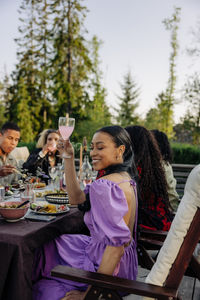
[0,1,200,164]
[19,140,200,165]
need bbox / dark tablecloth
[0,208,86,300]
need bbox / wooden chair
[51,165,200,300]
[137,229,200,280]
[172,163,196,198]
[138,163,199,279]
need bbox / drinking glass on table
[48,166,58,190]
[21,183,34,203]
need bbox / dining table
[0,205,87,300]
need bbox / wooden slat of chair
[173,171,191,178]
[51,208,200,300]
[172,164,196,198]
[51,265,177,300]
[139,229,167,241]
[174,166,194,197]
[172,164,196,172]
[138,227,200,280]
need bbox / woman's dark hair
[151,129,173,164]
[125,125,170,209]
[95,125,138,180]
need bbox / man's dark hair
[1,122,20,134]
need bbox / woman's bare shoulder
[101,172,130,183]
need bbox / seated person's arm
[98,244,124,275]
[58,139,86,205]
[0,165,16,177]
[98,190,134,275]
[64,157,86,204]
[23,150,45,173]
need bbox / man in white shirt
[0,122,21,185]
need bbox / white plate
[4,195,13,200]
[30,206,69,215]
[35,197,45,201]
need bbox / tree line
[0,2,199,145]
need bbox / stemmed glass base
[61,153,71,159]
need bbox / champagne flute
[58,117,75,158]
[58,117,75,140]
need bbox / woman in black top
[23,129,62,181]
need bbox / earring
[116,156,119,161]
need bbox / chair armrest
[51,265,177,299]
[138,237,163,250]
[140,228,168,241]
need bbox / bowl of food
[34,182,46,189]
[45,193,69,204]
[0,201,29,222]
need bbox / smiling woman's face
[90,132,123,171]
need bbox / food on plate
[47,194,67,199]
[30,202,67,213]
[5,189,14,196]
[34,182,46,189]
[11,183,20,189]
[4,184,25,195]
[35,190,54,198]
[29,177,40,184]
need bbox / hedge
[18,141,36,153]
[171,143,200,164]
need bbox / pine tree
[144,108,160,130]
[0,77,8,127]
[11,77,34,142]
[6,0,110,143]
[50,0,93,127]
[9,0,42,138]
[116,71,140,127]
[181,73,200,144]
[33,0,53,127]
[76,36,111,140]
[159,6,181,138]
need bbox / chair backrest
[165,208,200,289]
[172,163,196,198]
[145,164,200,290]
[11,146,30,163]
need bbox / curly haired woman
[151,129,180,212]
[125,125,173,231]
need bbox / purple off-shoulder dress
[32,179,138,300]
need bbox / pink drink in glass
[59,126,74,140]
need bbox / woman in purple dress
[33,126,138,300]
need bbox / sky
[0,0,200,123]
